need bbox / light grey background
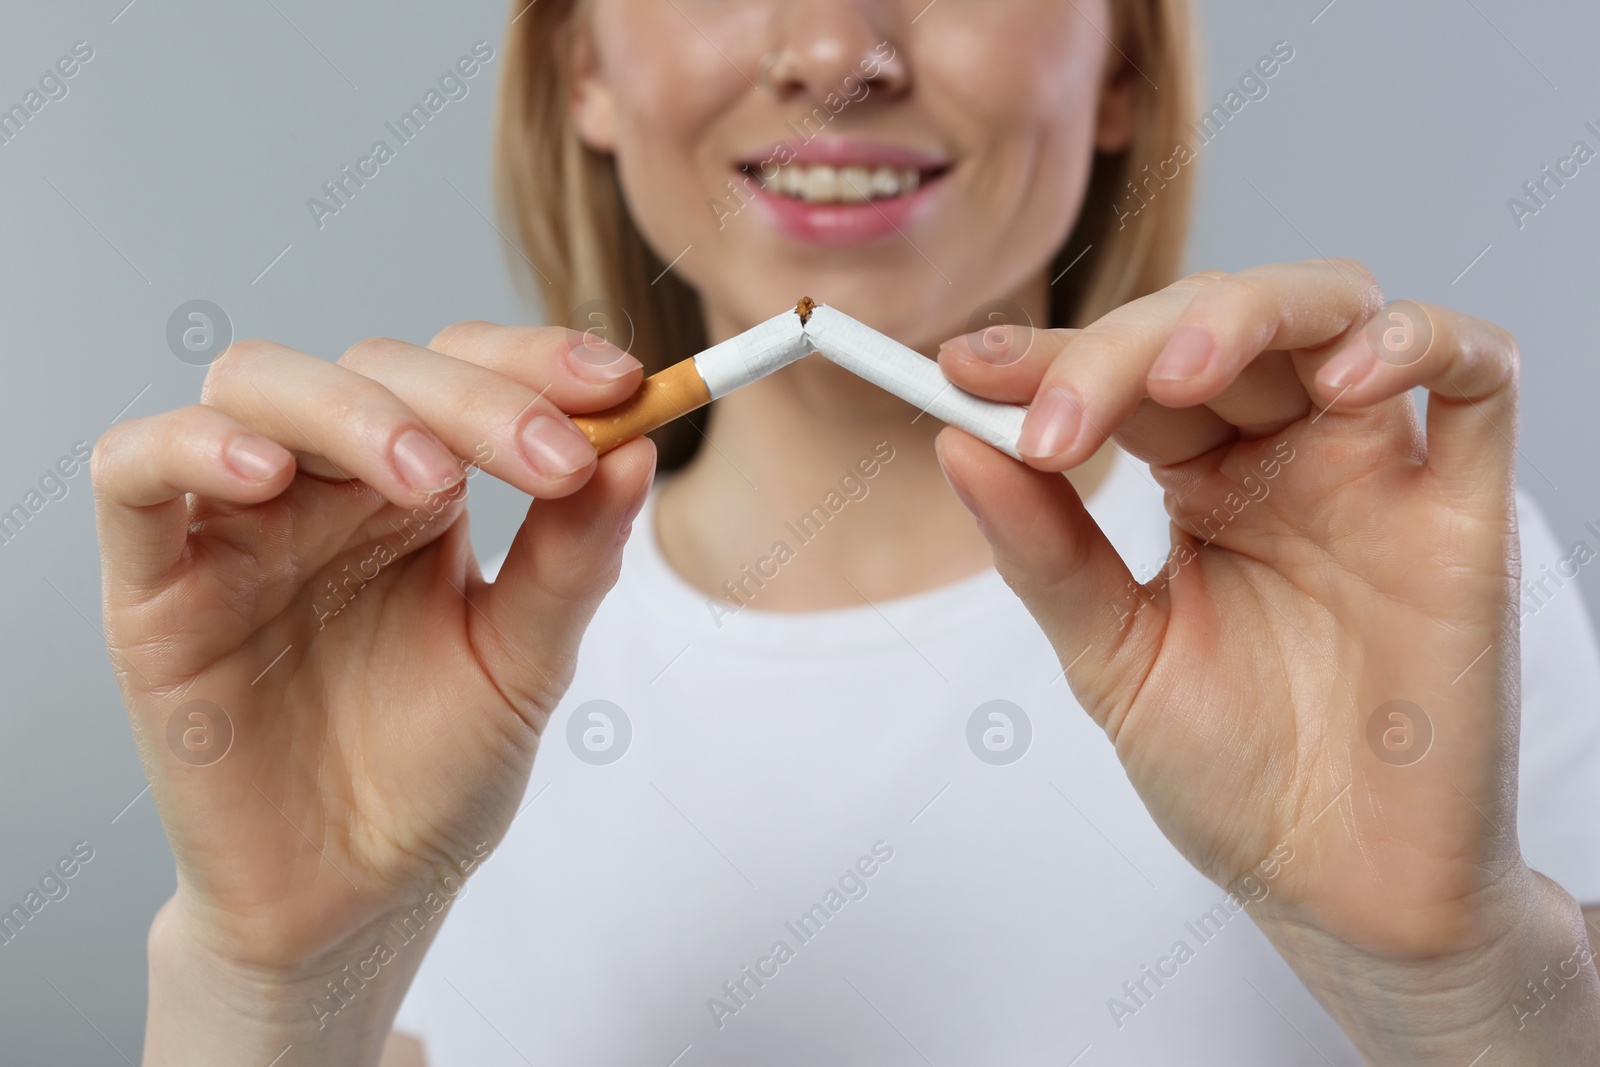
[1,0,1595,1060]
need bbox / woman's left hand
[935,259,1600,1063]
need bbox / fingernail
[1317,341,1378,391]
[393,430,464,493]
[1150,325,1215,383]
[567,335,643,382]
[520,415,595,479]
[1017,387,1083,461]
[223,435,288,481]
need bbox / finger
[472,437,658,719]
[935,325,1075,404]
[1199,352,1311,437]
[1010,262,1383,471]
[1145,259,1385,408]
[427,321,644,413]
[92,406,295,589]
[340,336,603,498]
[1009,275,1219,470]
[1112,399,1237,467]
[935,427,1160,736]
[939,323,1261,467]
[1303,300,1518,484]
[202,340,468,505]
[1108,358,1310,469]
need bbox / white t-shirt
[394,456,1600,1065]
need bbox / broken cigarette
[570,297,1028,459]
[570,303,810,453]
[804,305,1027,459]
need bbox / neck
[655,279,1114,612]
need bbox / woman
[94,0,1600,1063]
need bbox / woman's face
[569,0,1134,350]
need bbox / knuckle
[1331,259,1385,312]
[1359,286,1387,320]
[1187,274,1278,350]
[1175,269,1229,292]
[1077,318,1146,350]
[89,422,134,492]
[1027,326,1078,362]
[1493,324,1521,383]
[429,319,494,353]
[318,391,387,441]
[1327,256,1375,285]
[92,406,209,494]
[1209,272,1272,309]
[339,335,404,370]
[212,336,274,369]
[201,337,273,400]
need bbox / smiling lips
[757,162,926,204]
[736,137,951,245]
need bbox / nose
[760,0,909,100]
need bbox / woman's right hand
[93,322,652,1060]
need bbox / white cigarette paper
[693,307,811,399]
[804,305,1028,459]
[682,301,1029,460]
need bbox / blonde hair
[495,0,1197,466]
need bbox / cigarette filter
[570,306,809,453]
[570,297,1029,459]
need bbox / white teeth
[802,164,837,202]
[778,166,806,198]
[757,162,932,204]
[837,166,872,202]
[868,166,900,198]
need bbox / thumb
[935,428,1161,730]
[474,436,657,720]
